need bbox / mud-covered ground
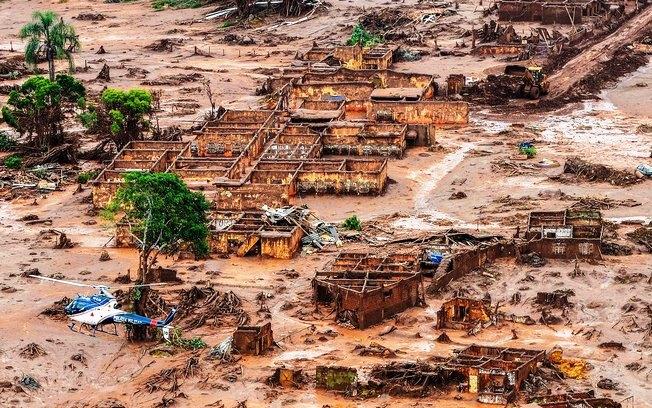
[0,1,651,407]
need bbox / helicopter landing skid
[69,322,119,338]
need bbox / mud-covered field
[0,1,650,407]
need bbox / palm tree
[19,11,80,81]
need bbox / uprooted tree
[81,88,153,149]
[105,172,210,340]
[20,10,80,81]
[2,74,85,150]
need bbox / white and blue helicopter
[30,275,177,340]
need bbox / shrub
[1,74,85,149]
[4,154,22,169]
[347,24,382,47]
[0,132,17,151]
[168,328,207,349]
[342,215,362,231]
[520,146,537,158]
[152,0,204,11]
[77,170,99,184]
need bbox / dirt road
[546,6,652,99]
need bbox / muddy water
[391,142,495,230]
[603,61,652,119]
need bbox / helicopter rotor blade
[29,275,171,290]
[118,283,170,288]
[28,275,96,288]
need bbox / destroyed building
[444,345,545,404]
[528,391,622,407]
[525,210,603,259]
[297,44,398,71]
[93,46,471,261]
[92,50,470,211]
[436,297,492,330]
[209,210,305,259]
[318,344,547,402]
[232,323,274,355]
[313,252,425,328]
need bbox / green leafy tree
[20,11,80,81]
[96,88,153,149]
[1,74,85,149]
[106,172,210,280]
[105,172,210,340]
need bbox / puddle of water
[536,101,648,158]
[274,348,332,362]
[471,117,511,134]
[555,328,574,339]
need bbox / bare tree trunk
[47,46,55,82]
[131,249,151,341]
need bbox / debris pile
[74,13,106,21]
[353,342,397,358]
[145,38,184,52]
[174,286,250,330]
[262,205,341,252]
[141,72,204,86]
[520,252,546,267]
[570,196,640,211]
[40,296,72,320]
[562,157,641,186]
[205,0,321,20]
[369,361,464,397]
[19,342,47,359]
[626,227,652,251]
[208,336,235,363]
[18,375,40,390]
[0,54,29,79]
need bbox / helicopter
[30,275,177,340]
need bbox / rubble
[626,227,652,251]
[145,38,185,52]
[536,290,574,308]
[561,157,642,186]
[352,342,397,358]
[369,361,463,397]
[596,378,618,390]
[18,375,40,390]
[40,296,73,320]
[520,252,546,267]
[74,13,106,21]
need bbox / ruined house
[498,0,605,24]
[444,345,545,404]
[436,297,492,330]
[298,44,397,70]
[232,323,274,355]
[313,252,425,329]
[92,46,470,231]
[525,210,603,259]
[209,210,304,259]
